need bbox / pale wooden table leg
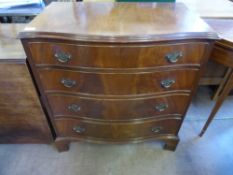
[212,68,232,100]
[200,69,233,137]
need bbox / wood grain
[20,2,217,151]
[47,93,190,121]
[211,45,233,68]
[0,63,52,143]
[38,68,198,96]
[54,117,181,140]
[28,41,208,68]
[19,2,218,42]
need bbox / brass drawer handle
[73,126,85,134]
[61,78,76,88]
[165,52,183,63]
[155,103,168,112]
[54,51,72,63]
[68,104,81,112]
[161,79,175,89]
[151,126,163,133]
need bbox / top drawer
[28,42,208,68]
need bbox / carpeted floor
[0,87,233,175]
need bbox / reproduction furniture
[19,2,218,152]
[200,19,233,136]
[0,24,52,143]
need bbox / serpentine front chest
[19,2,218,152]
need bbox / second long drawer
[47,93,190,121]
[38,68,199,96]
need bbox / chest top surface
[19,2,218,42]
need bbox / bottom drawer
[54,118,181,141]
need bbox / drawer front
[55,118,181,140]
[38,68,198,95]
[48,94,190,120]
[29,42,208,68]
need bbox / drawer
[54,118,181,140]
[38,68,198,95]
[48,93,190,120]
[29,42,208,68]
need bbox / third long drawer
[47,93,190,121]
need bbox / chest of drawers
[19,2,218,152]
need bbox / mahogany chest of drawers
[19,2,218,151]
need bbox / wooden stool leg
[200,70,233,137]
[212,68,232,100]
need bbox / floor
[0,87,233,175]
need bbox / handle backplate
[165,51,182,63]
[68,104,81,112]
[61,78,76,88]
[151,126,163,133]
[155,103,168,112]
[161,79,175,89]
[73,126,85,134]
[54,51,72,63]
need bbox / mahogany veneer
[29,42,208,68]
[54,117,182,141]
[19,2,218,151]
[38,68,198,95]
[47,93,189,121]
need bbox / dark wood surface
[54,117,181,140]
[0,63,53,143]
[28,41,208,68]
[21,2,217,151]
[0,24,53,143]
[19,2,218,42]
[47,93,189,121]
[38,67,198,96]
[211,45,233,67]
